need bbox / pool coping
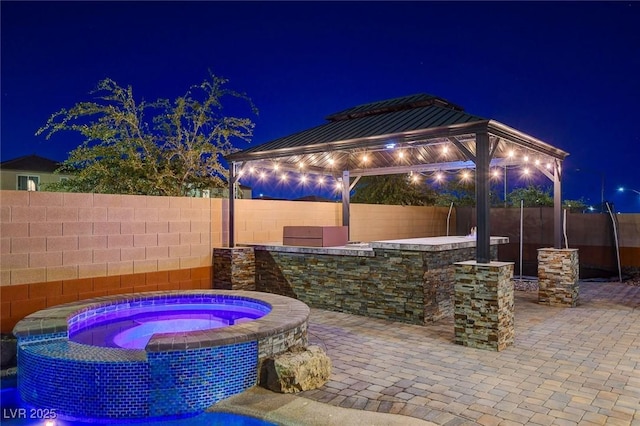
[13,290,310,353]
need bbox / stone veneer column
[454,261,514,351]
[537,248,579,307]
[212,247,255,290]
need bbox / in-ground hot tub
[13,290,309,420]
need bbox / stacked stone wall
[255,246,498,325]
[212,247,255,291]
[537,248,579,307]
[454,261,514,351]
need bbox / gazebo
[226,94,570,262]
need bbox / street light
[618,187,640,195]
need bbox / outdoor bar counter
[244,236,508,325]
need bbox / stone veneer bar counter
[242,236,508,325]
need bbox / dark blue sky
[2,1,639,211]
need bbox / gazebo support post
[342,170,350,240]
[475,131,491,263]
[228,162,237,248]
[454,130,515,351]
[553,161,563,249]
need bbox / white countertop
[244,235,509,255]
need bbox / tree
[563,198,589,212]
[432,175,476,207]
[506,185,553,207]
[351,174,437,205]
[36,73,257,196]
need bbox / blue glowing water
[70,302,268,350]
[1,387,275,426]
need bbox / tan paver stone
[476,414,502,426]
[291,282,640,426]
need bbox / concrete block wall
[1,191,214,332]
[230,200,451,244]
[351,204,451,242]
[233,199,342,243]
[1,192,454,332]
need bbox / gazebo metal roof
[226,94,570,261]
[227,94,568,175]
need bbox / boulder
[259,345,331,393]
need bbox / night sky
[2,2,639,211]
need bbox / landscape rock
[259,345,331,393]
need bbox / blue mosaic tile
[18,336,258,419]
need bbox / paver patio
[301,282,640,425]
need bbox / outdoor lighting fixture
[411,174,419,183]
[523,168,530,175]
[280,173,287,181]
[300,175,307,184]
[435,172,444,181]
[249,166,255,174]
[546,162,552,170]
[273,163,279,171]
[298,162,304,169]
[317,176,325,185]
[398,150,405,159]
[534,159,541,166]
[523,155,529,162]
[508,150,515,157]
[461,170,471,180]
[328,158,335,166]
[335,181,343,191]
[618,187,640,195]
[361,154,369,163]
[442,146,449,155]
[259,171,266,180]
[491,169,500,178]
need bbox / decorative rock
[259,345,331,393]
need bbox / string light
[300,175,307,184]
[317,176,325,185]
[398,150,405,159]
[280,173,287,181]
[435,172,444,182]
[461,170,471,181]
[361,154,369,163]
[328,157,335,166]
[442,146,449,154]
[273,163,280,171]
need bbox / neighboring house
[0,154,252,197]
[0,154,69,191]
[191,185,253,199]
